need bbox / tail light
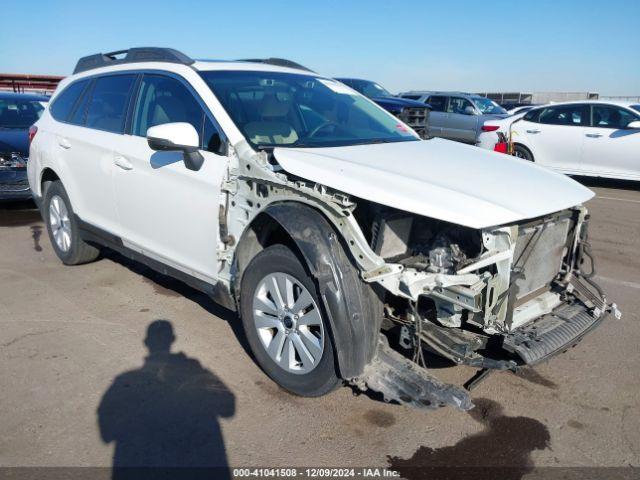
[482,125,500,132]
[494,142,508,154]
[28,125,38,145]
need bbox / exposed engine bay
[354,200,618,371]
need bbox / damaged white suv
[28,48,618,409]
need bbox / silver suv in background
[399,91,509,143]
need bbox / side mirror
[463,106,477,115]
[147,122,204,171]
[626,120,640,129]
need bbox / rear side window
[68,81,94,125]
[427,96,447,112]
[592,105,639,129]
[132,75,204,137]
[538,104,588,126]
[50,80,89,121]
[86,75,136,133]
[402,95,421,100]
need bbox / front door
[580,104,640,180]
[113,73,228,282]
[445,96,479,143]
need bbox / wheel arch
[233,201,383,379]
[513,142,534,161]
[39,167,61,197]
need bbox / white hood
[273,139,594,229]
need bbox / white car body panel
[274,138,593,229]
[113,134,227,281]
[518,120,586,172]
[477,101,640,181]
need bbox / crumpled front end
[353,203,619,408]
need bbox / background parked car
[478,101,640,181]
[506,104,540,115]
[335,78,430,138]
[0,92,48,200]
[399,91,509,144]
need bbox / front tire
[43,181,99,265]
[240,244,340,397]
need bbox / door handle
[114,155,133,171]
[58,137,71,149]
[526,129,541,134]
[585,133,603,138]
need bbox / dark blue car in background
[335,78,430,138]
[0,92,48,200]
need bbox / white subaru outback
[28,48,618,409]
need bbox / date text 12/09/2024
[232,468,400,478]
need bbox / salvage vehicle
[399,91,509,144]
[28,48,619,410]
[0,92,48,200]
[478,101,640,182]
[335,78,430,138]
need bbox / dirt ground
[1,177,638,478]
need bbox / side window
[447,97,474,115]
[132,75,204,137]
[68,81,94,125]
[85,75,136,133]
[202,116,224,154]
[50,80,89,122]
[523,108,541,123]
[427,96,447,112]
[539,104,587,126]
[592,105,639,129]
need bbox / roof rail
[239,58,314,72]
[73,47,194,74]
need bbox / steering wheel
[308,121,342,138]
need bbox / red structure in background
[0,73,65,95]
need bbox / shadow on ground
[0,200,41,227]
[97,320,235,479]
[387,398,550,480]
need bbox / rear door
[113,73,228,282]
[580,104,640,179]
[516,104,588,172]
[425,95,447,137]
[50,74,136,234]
[444,96,479,143]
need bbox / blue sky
[1,0,638,95]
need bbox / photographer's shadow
[97,320,235,479]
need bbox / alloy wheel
[49,195,72,252]
[252,272,324,374]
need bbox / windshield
[0,98,46,129]
[471,97,507,115]
[631,104,640,114]
[350,80,393,98]
[201,71,417,149]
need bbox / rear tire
[240,244,341,397]
[43,181,100,265]
[513,144,534,162]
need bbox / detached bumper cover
[356,337,473,411]
[503,303,607,364]
[503,276,617,365]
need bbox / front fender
[261,202,382,379]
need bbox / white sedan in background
[478,101,640,181]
